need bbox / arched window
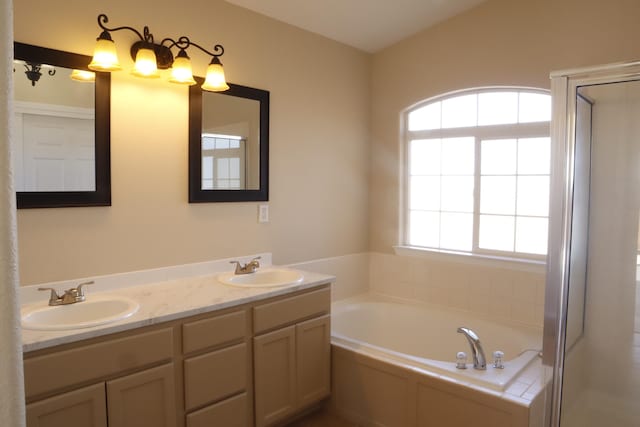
[403,88,551,259]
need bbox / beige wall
[14,0,371,285]
[370,0,640,252]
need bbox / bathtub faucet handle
[493,350,505,369]
[456,351,467,369]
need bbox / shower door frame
[546,60,640,426]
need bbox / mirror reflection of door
[12,60,95,192]
[17,109,95,192]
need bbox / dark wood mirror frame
[14,42,111,209]
[188,80,269,203]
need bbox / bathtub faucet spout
[457,327,487,370]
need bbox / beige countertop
[21,266,334,353]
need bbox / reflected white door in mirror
[13,102,95,192]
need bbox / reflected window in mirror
[202,134,246,189]
[189,81,269,202]
[13,42,111,208]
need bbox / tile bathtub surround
[288,253,369,301]
[369,252,546,328]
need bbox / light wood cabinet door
[26,383,107,427]
[253,325,296,427]
[106,363,176,427]
[296,314,331,408]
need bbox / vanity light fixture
[88,14,229,91]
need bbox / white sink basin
[217,268,304,288]
[22,295,139,331]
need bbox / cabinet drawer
[253,286,330,334]
[186,393,249,427]
[24,328,174,399]
[184,343,247,411]
[182,310,246,354]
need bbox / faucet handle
[230,260,242,274]
[456,351,468,369]
[75,280,94,297]
[38,287,60,302]
[493,350,505,369]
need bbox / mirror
[189,80,269,202]
[13,42,111,208]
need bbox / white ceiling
[224,0,486,53]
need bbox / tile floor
[285,408,359,427]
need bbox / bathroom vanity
[21,268,332,427]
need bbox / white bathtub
[331,294,542,391]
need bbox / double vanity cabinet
[23,283,331,427]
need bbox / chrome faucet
[38,281,94,306]
[457,327,487,370]
[229,256,261,275]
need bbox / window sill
[393,246,547,273]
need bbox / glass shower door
[549,74,640,427]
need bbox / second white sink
[217,268,304,288]
[22,295,139,331]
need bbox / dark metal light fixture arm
[160,36,186,50]
[184,41,225,59]
[160,36,224,59]
[97,14,148,43]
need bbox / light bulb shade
[70,69,96,82]
[131,47,160,78]
[201,60,229,92]
[88,36,121,72]
[168,53,196,85]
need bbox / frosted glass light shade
[131,47,160,78]
[168,54,196,85]
[201,61,229,92]
[70,69,96,82]
[88,37,121,71]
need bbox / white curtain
[0,0,26,425]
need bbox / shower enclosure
[545,62,640,426]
